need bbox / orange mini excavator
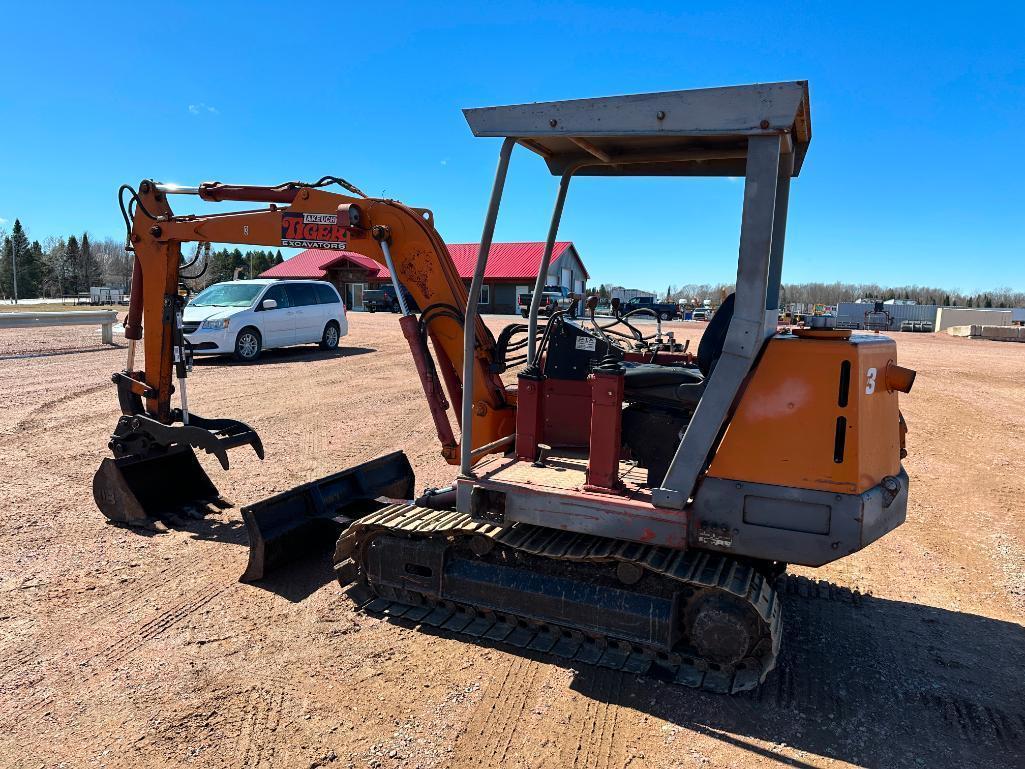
[94,81,915,693]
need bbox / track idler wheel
[686,594,760,667]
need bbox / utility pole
[11,234,17,304]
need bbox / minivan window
[315,284,341,304]
[190,283,264,307]
[262,284,291,309]
[286,283,320,307]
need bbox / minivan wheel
[233,328,262,362]
[320,321,340,350]
[391,300,400,313]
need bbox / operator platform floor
[473,450,653,503]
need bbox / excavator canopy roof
[463,80,811,177]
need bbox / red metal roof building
[259,242,588,313]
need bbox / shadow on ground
[375,575,1024,769]
[1,342,127,360]
[192,345,375,367]
[568,577,1025,769]
[112,506,339,602]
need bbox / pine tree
[943,294,951,306]
[0,237,11,298]
[32,241,52,297]
[230,248,244,279]
[78,232,101,291]
[207,248,247,283]
[274,250,284,265]
[984,295,993,308]
[0,220,33,299]
[64,236,81,297]
[249,249,274,277]
[17,239,43,297]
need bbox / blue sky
[0,1,1022,292]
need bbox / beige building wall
[935,308,1012,332]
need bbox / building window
[479,284,490,305]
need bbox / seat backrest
[696,292,735,378]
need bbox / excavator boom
[95,177,516,575]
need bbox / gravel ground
[0,313,1023,769]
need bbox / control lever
[532,443,552,468]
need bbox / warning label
[574,336,597,352]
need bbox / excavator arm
[123,178,513,454]
[95,177,516,541]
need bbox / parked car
[364,284,418,313]
[623,296,681,320]
[518,285,578,318]
[183,279,347,362]
[691,308,710,321]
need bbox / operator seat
[621,293,736,409]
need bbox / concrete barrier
[0,310,119,344]
[947,324,1024,342]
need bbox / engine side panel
[707,334,902,495]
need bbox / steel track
[334,504,782,694]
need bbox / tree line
[0,218,283,299]
[597,281,1025,309]
[181,246,284,291]
[0,219,124,299]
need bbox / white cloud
[188,103,218,115]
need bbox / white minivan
[182,279,348,362]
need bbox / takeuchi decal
[281,212,351,250]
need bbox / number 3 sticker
[865,367,877,395]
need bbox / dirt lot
[1,313,1023,769]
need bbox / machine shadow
[569,577,1025,769]
[391,576,1024,769]
[245,552,338,602]
[192,345,376,367]
[112,510,336,602]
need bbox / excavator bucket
[239,451,415,582]
[93,445,224,526]
[93,412,264,527]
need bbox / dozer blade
[93,444,224,526]
[239,451,415,583]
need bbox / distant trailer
[90,286,126,305]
